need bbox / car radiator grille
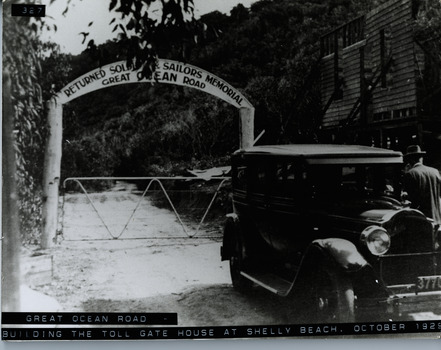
[378,213,440,287]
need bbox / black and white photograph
[2,0,441,342]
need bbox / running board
[240,271,292,296]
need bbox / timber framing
[319,0,441,168]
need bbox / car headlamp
[361,226,391,256]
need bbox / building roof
[235,144,403,164]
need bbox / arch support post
[41,98,63,249]
[239,107,255,149]
[2,73,21,311]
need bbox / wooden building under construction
[319,0,441,167]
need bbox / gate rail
[61,176,231,240]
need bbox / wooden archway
[41,59,255,247]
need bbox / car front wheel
[297,265,355,323]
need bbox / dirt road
[28,182,295,326]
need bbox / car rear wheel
[230,235,253,293]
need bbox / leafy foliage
[3,1,49,243]
[62,83,238,179]
[63,0,200,77]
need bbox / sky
[41,0,256,55]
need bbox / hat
[404,145,426,157]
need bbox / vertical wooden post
[380,29,386,88]
[2,73,21,311]
[359,46,367,126]
[334,31,339,92]
[239,107,254,149]
[41,98,63,249]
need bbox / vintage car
[221,144,441,322]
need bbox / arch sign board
[42,59,254,248]
[56,59,253,109]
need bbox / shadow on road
[79,284,298,326]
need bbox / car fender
[312,238,368,272]
[291,238,388,299]
[221,213,240,261]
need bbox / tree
[3,1,49,244]
[62,0,199,77]
[2,0,49,311]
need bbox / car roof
[234,144,403,164]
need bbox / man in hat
[403,145,441,225]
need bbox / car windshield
[308,163,401,200]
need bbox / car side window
[249,162,266,194]
[271,162,297,196]
[235,166,247,191]
[341,166,358,192]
